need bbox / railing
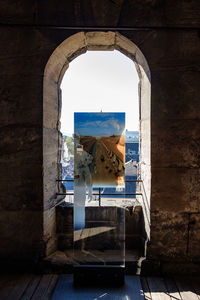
[57,179,141,204]
[56,178,150,227]
[56,178,151,258]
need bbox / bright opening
[61,50,139,134]
[60,50,139,205]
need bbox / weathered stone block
[92,0,124,26]
[43,128,59,164]
[43,84,60,129]
[148,211,189,260]
[0,0,36,24]
[0,28,53,61]
[115,32,136,61]
[140,120,151,166]
[57,32,87,62]
[0,125,41,158]
[151,70,200,120]
[56,204,73,234]
[44,207,57,256]
[0,124,42,210]
[188,214,200,259]
[37,0,76,26]
[44,51,68,84]
[0,210,43,260]
[118,0,200,27]
[152,119,200,168]
[35,0,200,27]
[0,179,42,211]
[0,74,43,127]
[86,31,115,51]
[151,167,200,212]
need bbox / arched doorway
[43,31,151,257]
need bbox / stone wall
[0,1,200,271]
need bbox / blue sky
[74,112,125,136]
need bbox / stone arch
[43,31,151,256]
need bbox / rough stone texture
[148,211,189,260]
[56,204,73,251]
[43,207,58,256]
[188,213,200,259]
[29,0,200,27]
[151,120,200,168]
[151,168,200,213]
[0,1,200,272]
[0,0,36,24]
[86,31,115,50]
[0,211,43,260]
[1,1,200,28]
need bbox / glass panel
[73,113,125,267]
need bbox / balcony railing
[56,177,151,259]
[56,179,150,226]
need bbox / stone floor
[0,273,200,299]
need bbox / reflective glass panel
[73,113,125,267]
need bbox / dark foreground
[0,273,200,299]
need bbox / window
[60,50,139,206]
[43,32,151,256]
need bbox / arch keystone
[86,31,115,50]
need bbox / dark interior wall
[0,0,200,267]
[148,29,200,267]
[0,27,44,261]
